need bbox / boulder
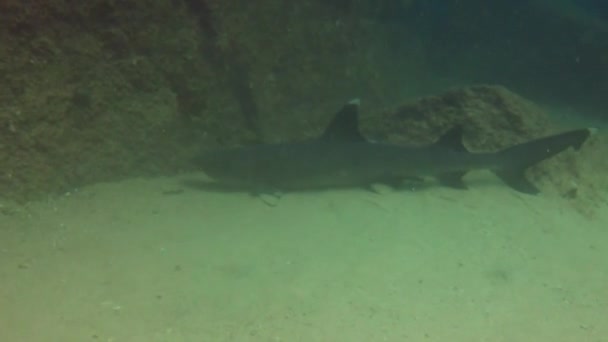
[362,85,606,217]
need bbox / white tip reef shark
[196,99,593,195]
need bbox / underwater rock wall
[0,0,605,204]
[0,0,199,201]
[407,0,608,117]
[362,85,607,217]
[0,0,430,201]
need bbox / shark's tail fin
[493,128,594,194]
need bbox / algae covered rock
[362,85,603,207]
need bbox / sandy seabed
[1,173,607,342]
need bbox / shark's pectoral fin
[434,127,470,190]
[365,183,391,194]
[364,176,426,193]
[380,176,422,188]
[251,191,283,207]
[438,172,468,189]
[401,176,427,191]
[249,186,284,206]
[494,170,540,194]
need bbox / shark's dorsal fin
[436,126,468,152]
[321,99,366,142]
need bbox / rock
[362,84,606,215]
[364,85,551,147]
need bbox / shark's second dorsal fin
[435,127,469,190]
[436,126,468,152]
[321,99,366,142]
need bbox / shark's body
[197,100,592,194]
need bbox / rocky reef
[0,0,605,214]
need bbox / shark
[196,99,592,194]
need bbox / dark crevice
[180,0,261,140]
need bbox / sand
[1,173,607,342]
